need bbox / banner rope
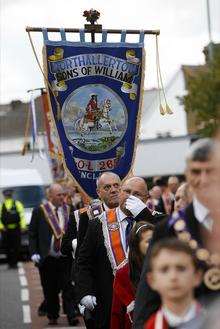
[27,31,62,120]
[155,35,173,115]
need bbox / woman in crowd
[111,221,154,329]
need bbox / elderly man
[76,176,158,329]
[61,172,121,258]
[168,176,180,195]
[174,182,193,212]
[61,172,122,328]
[133,138,220,329]
[29,183,77,326]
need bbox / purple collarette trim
[62,203,69,233]
[168,209,187,228]
[44,203,62,238]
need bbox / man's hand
[125,195,146,217]
[78,304,85,316]
[80,295,97,311]
[31,254,41,263]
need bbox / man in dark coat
[29,183,77,326]
[133,138,220,329]
[76,176,162,329]
[61,172,122,328]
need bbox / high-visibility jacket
[0,198,27,230]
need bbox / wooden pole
[26,26,160,36]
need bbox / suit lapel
[185,203,210,247]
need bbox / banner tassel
[155,35,173,115]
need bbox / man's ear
[146,272,156,290]
[96,189,100,199]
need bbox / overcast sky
[1,0,219,104]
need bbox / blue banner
[43,31,145,198]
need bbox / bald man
[76,176,160,329]
[174,182,193,212]
[29,184,77,326]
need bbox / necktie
[125,217,133,249]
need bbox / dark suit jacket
[60,208,91,259]
[29,204,74,266]
[61,205,165,258]
[29,206,53,263]
[76,218,113,328]
[75,207,161,329]
[133,202,219,329]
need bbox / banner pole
[26,26,160,36]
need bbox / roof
[0,98,45,139]
[134,135,192,177]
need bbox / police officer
[0,188,26,268]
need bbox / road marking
[18,267,25,275]
[19,275,28,286]
[21,288,29,301]
[22,305,31,323]
[19,263,32,324]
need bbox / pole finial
[83,9,100,25]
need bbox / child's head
[129,221,154,288]
[129,221,154,259]
[147,238,202,304]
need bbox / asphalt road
[0,261,85,329]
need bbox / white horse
[97,99,118,134]
[74,116,96,134]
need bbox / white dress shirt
[162,302,198,327]
[116,207,131,251]
[193,197,213,231]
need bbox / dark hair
[186,138,215,163]
[128,221,154,289]
[154,177,167,187]
[148,238,199,271]
[3,189,14,197]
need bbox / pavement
[0,261,85,329]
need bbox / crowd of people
[0,136,219,328]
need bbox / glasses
[101,183,120,191]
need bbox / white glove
[80,295,97,311]
[78,304,85,316]
[125,195,146,217]
[31,253,41,263]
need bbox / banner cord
[27,31,61,120]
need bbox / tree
[182,44,220,137]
